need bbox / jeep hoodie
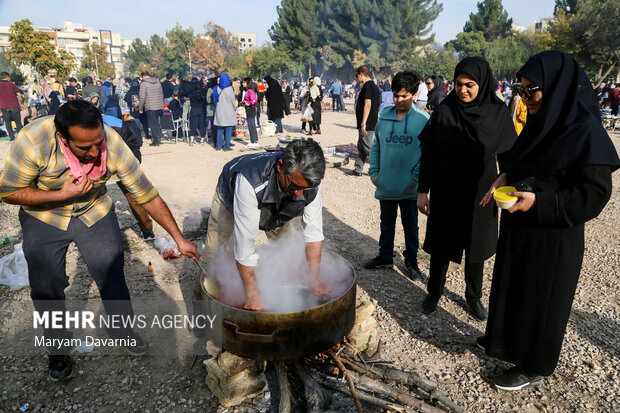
[368,105,429,200]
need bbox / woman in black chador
[480,51,620,391]
[417,57,518,321]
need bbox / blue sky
[0,0,556,46]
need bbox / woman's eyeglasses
[517,85,541,99]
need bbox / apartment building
[234,33,257,52]
[0,20,130,68]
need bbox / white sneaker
[245,142,260,149]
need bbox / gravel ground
[0,106,618,412]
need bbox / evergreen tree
[124,39,153,76]
[463,0,513,41]
[161,24,195,77]
[554,0,579,16]
[269,0,324,74]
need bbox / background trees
[5,0,617,84]
[446,0,619,82]
[81,43,115,80]
[270,0,442,77]
[7,19,74,80]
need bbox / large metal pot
[201,251,356,361]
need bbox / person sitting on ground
[88,93,104,114]
[104,94,122,119]
[82,76,104,103]
[195,138,329,311]
[365,71,430,279]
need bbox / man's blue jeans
[378,199,419,263]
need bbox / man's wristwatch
[361,122,366,126]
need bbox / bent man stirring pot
[197,138,330,311]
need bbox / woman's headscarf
[310,76,322,100]
[419,56,517,157]
[214,73,231,103]
[501,50,620,172]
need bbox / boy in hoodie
[364,71,429,278]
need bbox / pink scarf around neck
[59,137,107,182]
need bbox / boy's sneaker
[141,229,155,241]
[245,142,260,149]
[404,259,422,279]
[363,256,393,270]
[124,334,149,356]
[494,367,543,391]
[48,355,73,381]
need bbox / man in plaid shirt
[0,100,199,380]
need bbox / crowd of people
[350,53,619,392]
[1,50,619,395]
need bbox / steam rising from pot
[205,225,353,313]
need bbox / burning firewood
[341,357,463,413]
[329,350,364,412]
[274,361,292,413]
[294,362,331,412]
[309,368,428,413]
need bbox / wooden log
[274,361,292,413]
[310,369,413,413]
[294,362,331,413]
[347,370,445,413]
[343,357,438,391]
[330,351,364,413]
[343,357,464,413]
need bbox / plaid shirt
[0,116,159,230]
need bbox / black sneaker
[48,355,73,381]
[476,336,486,351]
[421,293,440,315]
[468,300,488,321]
[124,335,149,356]
[141,229,155,241]
[494,367,543,391]
[363,256,393,270]
[347,170,363,176]
[404,259,422,279]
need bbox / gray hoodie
[138,76,164,111]
[214,86,237,127]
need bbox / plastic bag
[301,105,314,122]
[0,243,30,290]
[154,235,182,259]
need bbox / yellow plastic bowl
[493,186,518,209]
